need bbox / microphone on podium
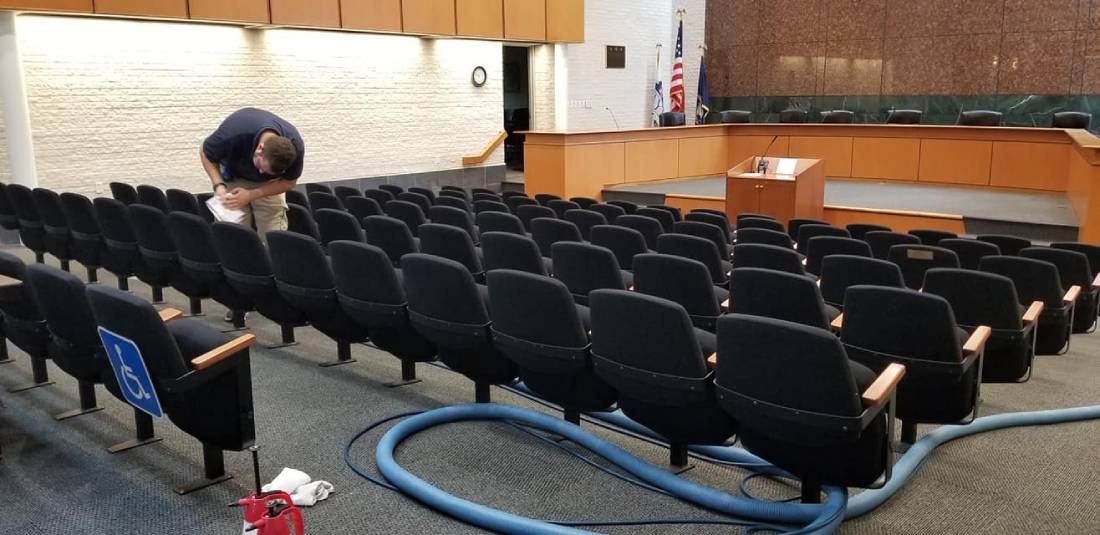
[757,135,779,174]
[605,107,621,129]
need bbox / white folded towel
[261,467,311,494]
[205,195,245,224]
[290,480,334,506]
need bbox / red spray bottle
[230,446,305,535]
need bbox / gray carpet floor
[1,245,1098,534]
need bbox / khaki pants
[224,178,288,238]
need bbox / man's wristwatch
[213,183,227,193]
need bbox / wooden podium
[726,156,825,223]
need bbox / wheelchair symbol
[114,343,152,401]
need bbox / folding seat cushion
[315,208,366,247]
[924,268,1039,382]
[476,211,526,236]
[166,189,203,215]
[5,184,47,263]
[481,232,551,276]
[977,234,1031,257]
[887,244,961,289]
[795,224,849,253]
[365,216,420,266]
[635,207,676,233]
[211,222,306,346]
[846,223,890,241]
[909,229,957,246]
[402,253,518,401]
[714,314,895,499]
[563,209,607,241]
[109,182,138,205]
[531,218,583,258]
[330,241,436,383]
[939,238,1000,271]
[487,269,616,420]
[59,193,107,282]
[633,253,727,331]
[615,214,663,250]
[552,242,631,305]
[588,203,627,223]
[429,205,479,244]
[729,267,839,329]
[982,255,1076,355]
[657,233,731,285]
[730,243,809,278]
[804,236,872,276]
[136,185,168,212]
[865,231,921,260]
[589,225,650,271]
[841,286,983,444]
[384,200,427,237]
[418,223,485,282]
[87,284,256,493]
[32,188,73,270]
[818,255,904,309]
[1020,247,1098,333]
[590,289,735,466]
[268,231,371,366]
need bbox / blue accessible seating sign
[98,326,164,418]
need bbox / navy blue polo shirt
[202,108,305,182]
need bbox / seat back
[6,184,45,252]
[305,183,333,195]
[731,243,807,276]
[660,111,686,126]
[569,196,599,210]
[476,211,526,235]
[435,196,470,212]
[60,193,103,265]
[887,244,961,289]
[345,196,383,224]
[1020,247,1092,288]
[589,203,627,222]
[589,224,649,270]
[822,110,854,123]
[606,200,638,214]
[384,200,427,237]
[86,285,189,379]
[532,218,583,257]
[886,109,922,124]
[551,241,627,304]
[364,188,396,206]
[308,191,343,212]
[167,212,224,283]
[93,197,138,257]
[129,204,179,270]
[401,253,491,348]
[1050,242,1100,278]
[211,222,277,295]
[473,192,503,204]
[0,251,45,324]
[819,255,905,308]
[267,230,338,314]
[329,241,408,328]
[408,187,437,204]
[649,204,682,222]
[516,204,557,232]
[865,231,921,259]
[285,189,311,210]
[737,216,785,233]
[315,208,366,246]
[109,182,138,205]
[846,223,891,241]
[908,229,957,246]
[0,184,18,230]
[684,211,732,243]
[788,218,829,241]
[505,195,539,213]
[939,238,1001,270]
[487,269,589,373]
[657,233,727,284]
[287,203,321,241]
[419,223,484,278]
[635,207,675,233]
[729,267,832,330]
[397,192,433,217]
[735,227,792,249]
[333,186,363,204]
[633,253,722,329]
[805,236,872,276]
[534,193,562,206]
[473,200,510,214]
[365,215,419,265]
[547,199,581,219]
[428,205,478,243]
[842,286,962,362]
[564,209,607,240]
[378,184,404,196]
[32,187,71,259]
[481,232,547,275]
[26,264,99,350]
[980,256,1065,307]
[1052,111,1091,129]
[958,110,1002,126]
[615,214,663,249]
[136,185,168,212]
[166,189,202,215]
[796,224,849,252]
[923,268,1022,330]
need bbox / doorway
[503,45,530,172]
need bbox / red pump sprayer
[230,446,305,535]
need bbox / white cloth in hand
[205,194,245,224]
[261,467,311,494]
[290,480,334,506]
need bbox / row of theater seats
[1,180,1096,501]
[668,109,1093,128]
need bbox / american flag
[669,19,685,113]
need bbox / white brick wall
[561,0,706,131]
[12,15,503,196]
[528,44,557,131]
[0,96,8,183]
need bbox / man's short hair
[262,136,297,176]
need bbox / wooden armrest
[816,278,821,287]
[962,325,992,355]
[0,274,22,288]
[801,257,807,266]
[830,313,843,332]
[1022,301,1044,325]
[1063,285,1081,304]
[191,334,256,371]
[159,308,183,323]
[721,298,730,310]
[1093,272,1100,289]
[861,363,906,408]
[706,352,716,369]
